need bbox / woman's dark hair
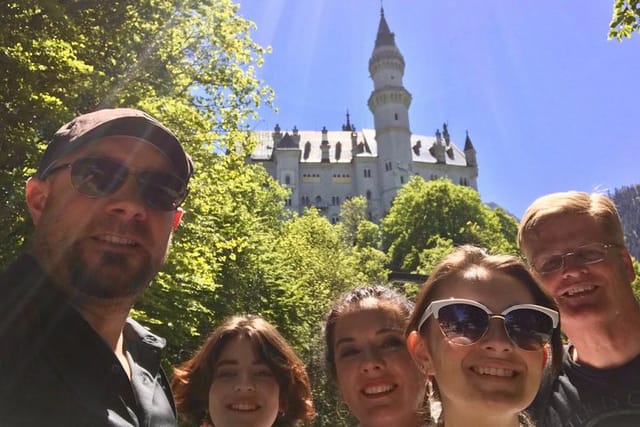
[172,314,315,426]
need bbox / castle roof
[251,128,469,166]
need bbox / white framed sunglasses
[417,298,559,351]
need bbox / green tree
[336,196,388,284]
[609,0,640,40]
[381,177,519,273]
[337,196,370,246]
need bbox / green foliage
[337,196,370,246]
[609,0,640,40]
[631,257,640,300]
[355,220,381,249]
[416,236,456,276]
[381,177,519,272]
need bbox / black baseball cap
[37,108,194,183]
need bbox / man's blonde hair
[518,191,625,251]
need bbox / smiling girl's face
[333,302,425,427]
[414,268,547,420]
[208,335,280,427]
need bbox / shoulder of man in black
[0,253,74,382]
[0,254,178,426]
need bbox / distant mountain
[486,202,519,221]
[611,184,640,260]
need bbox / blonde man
[519,191,640,426]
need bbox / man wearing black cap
[0,108,194,426]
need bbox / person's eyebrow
[335,326,403,348]
[378,326,403,334]
[335,336,355,348]
[214,359,238,368]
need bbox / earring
[336,400,351,420]
[200,410,213,427]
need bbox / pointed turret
[368,8,406,87]
[374,7,395,48]
[342,110,355,131]
[464,130,477,167]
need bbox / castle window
[366,190,372,200]
[285,175,291,185]
[460,177,468,186]
[364,168,371,178]
[394,113,398,120]
[400,175,405,184]
[303,141,311,160]
[332,196,340,206]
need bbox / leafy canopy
[609,0,640,40]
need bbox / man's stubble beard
[67,245,155,300]
[31,217,168,304]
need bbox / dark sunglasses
[41,156,188,211]
[417,298,558,351]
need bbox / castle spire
[375,5,395,48]
[342,110,355,131]
[464,130,475,151]
[464,130,477,168]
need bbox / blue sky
[238,1,639,219]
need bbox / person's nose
[481,318,513,352]
[560,253,588,277]
[233,372,256,392]
[105,176,148,222]
[361,347,385,373]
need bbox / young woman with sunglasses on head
[171,315,315,427]
[324,286,428,427]
[406,245,563,427]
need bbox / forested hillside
[611,184,640,260]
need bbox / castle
[250,8,478,223]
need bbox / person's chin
[358,403,408,427]
[69,260,151,301]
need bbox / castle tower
[464,130,478,187]
[367,7,413,213]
